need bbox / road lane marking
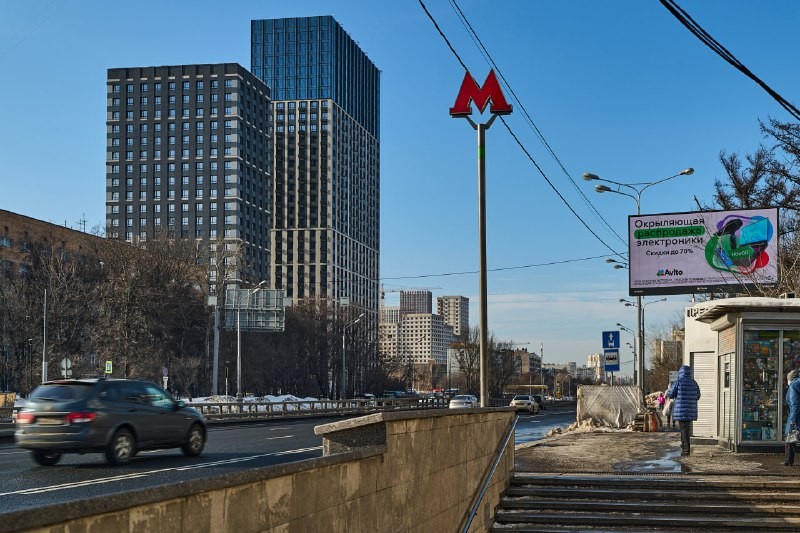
[0,446,322,496]
[265,436,293,440]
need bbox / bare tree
[706,118,800,297]
[453,326,482,395]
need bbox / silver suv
[15,378,206,466]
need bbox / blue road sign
[602,331,620,350]
[604,349,620,372]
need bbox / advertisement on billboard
[629,208,779,296]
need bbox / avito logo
[656,268,683,277]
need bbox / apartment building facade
[105,63,273,285]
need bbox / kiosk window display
[742,330,779,441]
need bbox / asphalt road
[0,404,576,516]
[513,401,577,445]
[0,417,334,514]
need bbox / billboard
[629,207,779,296]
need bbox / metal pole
[341,328,346,401]
[639,297,645,393]
[236,298,242,401]
[42,289,47,383]
[637,193,647,394]
[212,303,220,395]
[478,122,489,407]
[540,343,544,396]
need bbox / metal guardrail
[0,397,450,424]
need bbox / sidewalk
[515,426,795,476]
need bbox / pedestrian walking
[784,369,800,466]
[666,365,701,456]
[657,391,666,410]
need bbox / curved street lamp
[586,167,693,394]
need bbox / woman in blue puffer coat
[783,369,800,465]
[666,365,701,456]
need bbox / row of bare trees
[0,232,383,399]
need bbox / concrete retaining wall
[5,408,515,532]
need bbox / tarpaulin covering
[577,385,643,428]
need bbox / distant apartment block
[587,353,605,380]
[400,290,432,315]
[105,64,273,285]
[437,295,469,338]
[399,314,453,366]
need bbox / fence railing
[0,397,451,424]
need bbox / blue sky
[2,1,798,374]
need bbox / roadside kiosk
[685,296,800,451]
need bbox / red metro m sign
[449,70,512,117]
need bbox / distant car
[509,395,540,414]
[15,378,206,466]
[449,394,477,409]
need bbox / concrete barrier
[3,407,515,532]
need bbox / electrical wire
[660,0,800,122]
[381,253,615,281]
[448,0,628,249]
[417,0,625,261]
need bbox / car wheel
[182,424,205,457]
[529,406,535,414]
[106,428,136,465]
[32,450,62,466]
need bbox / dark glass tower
[251,16,380,321]
[251,16,379,139]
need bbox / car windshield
[29,383,95,401]
[512,395,528,401]
[453,395,471,400]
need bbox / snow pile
[563,418,636,434]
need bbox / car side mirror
[175,400,186,409]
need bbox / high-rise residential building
[105,64,273,285]
[401,290,432,315]
[437,295,469,338]
[250,16,380,319]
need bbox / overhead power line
[381,254,615,281]
[447,0,627,249]
[417,0,625,259]
[660,0,800,122]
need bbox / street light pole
[584,167,693,394]
[616,323,636,384]
[620,298,666,392]
[342,313,365,400]
[539,343,544,396]
[236,281,266,402]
